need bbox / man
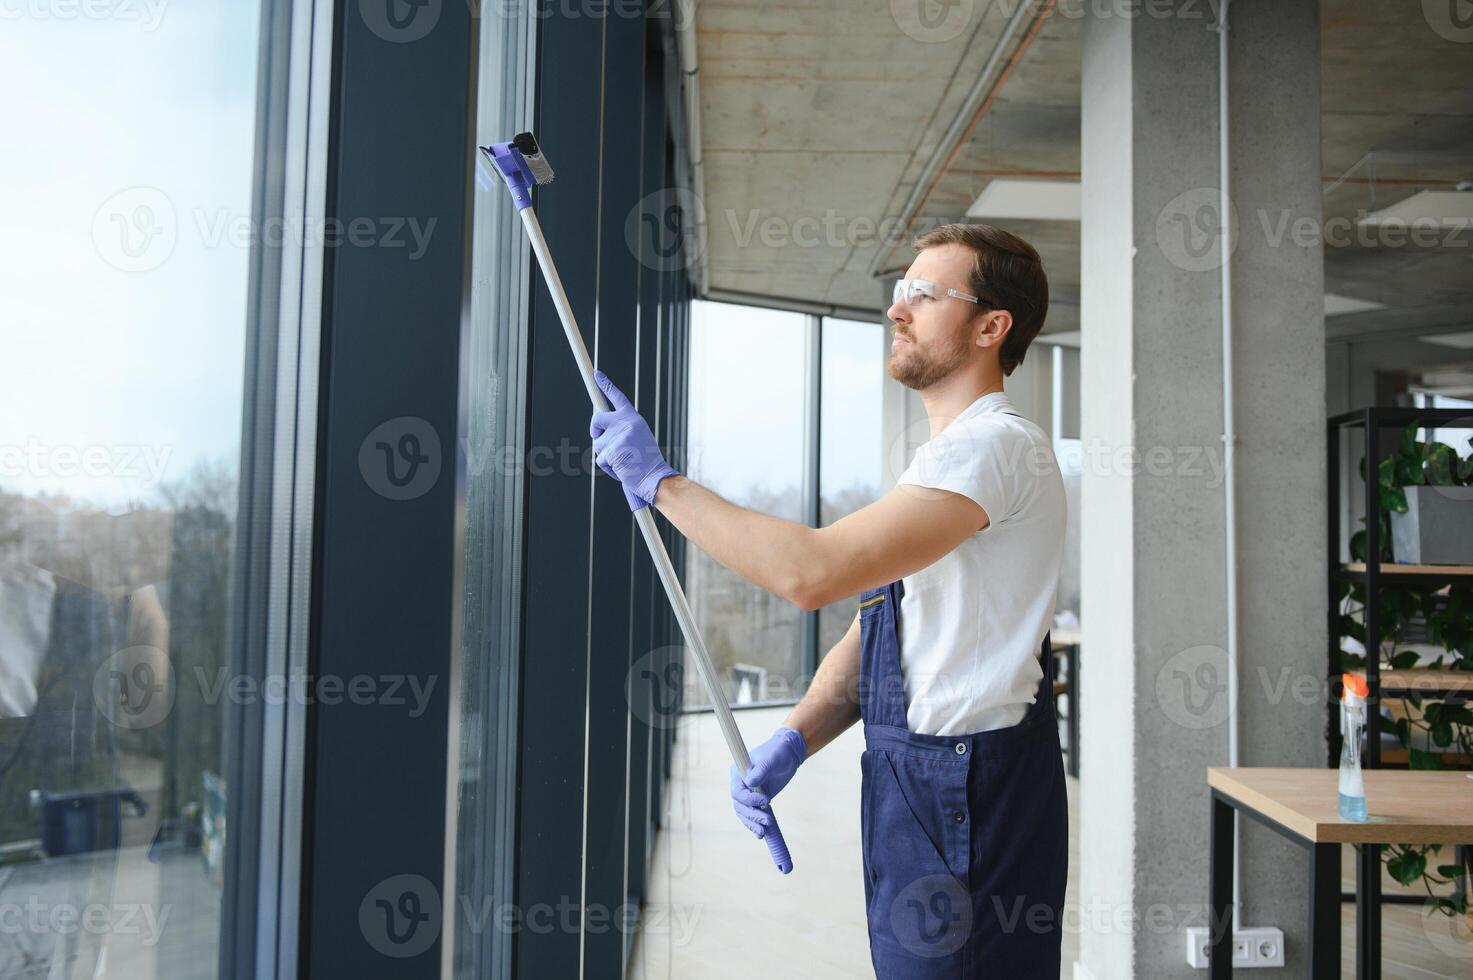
[590,223,1067,976]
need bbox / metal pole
[518,207,795,872]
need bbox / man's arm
[782,609,862,756]
[652,474,988,612]
[587,369,988,610]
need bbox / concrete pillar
[1078,3,1326,978]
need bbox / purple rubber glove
[589,370,679,511]
[730,726,807,839]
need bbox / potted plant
[1376,424,1473,565]
[1340,422,1472,916]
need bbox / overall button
[954,742,967,755]
[952,809,965,823]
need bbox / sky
[0,2,261,509]
[0,10,888,518]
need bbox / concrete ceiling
[693,0,1472,345]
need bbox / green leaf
[1409,748,1444,770]
[1389,649,1420,669]
[1438,705,1473,726]
[1431,720,1453,747]
[1387,849,1427,885]
[1425,444,1456,485]
[1349,529,1366,562]
[1431,896,1467,919]
[1399,423,1419,460]
[1378,456,1397,490]
[1436,864,1466,879]
[1380,486,1407,514]
[1457,454,1473,483]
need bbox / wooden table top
[1208,767,1473,844]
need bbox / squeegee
[480,132,794,875]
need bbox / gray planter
[1390,486,1473,565]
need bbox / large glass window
[448,6,535,978]
[817,317,886,657]
[0,6,262,979]
[685,301,808,705]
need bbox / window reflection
[0,6,260,977]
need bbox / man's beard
[887,328,971,391]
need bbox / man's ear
[973,309,1013,350]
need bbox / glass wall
[684,306,887,702]
[0,5,263,978]
[685,302,808,704]
[817,316,886,657]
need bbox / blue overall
[858,576,1068,978]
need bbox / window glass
[817,317,886,658]
[0,6,261,977]
[684,301,807,705]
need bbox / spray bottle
[1339,672,1369,822]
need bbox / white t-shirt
[896,391,1065,736]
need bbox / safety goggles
[892,278,980,308]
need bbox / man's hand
[729,726,807,840]
[588,370,679,511]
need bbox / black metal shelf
[1326,406,1473,975]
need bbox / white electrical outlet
[1185,926,1285,968]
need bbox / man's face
[885,243,980,391]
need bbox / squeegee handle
[518,207,794,875]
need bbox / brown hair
[912,223,1049,376]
